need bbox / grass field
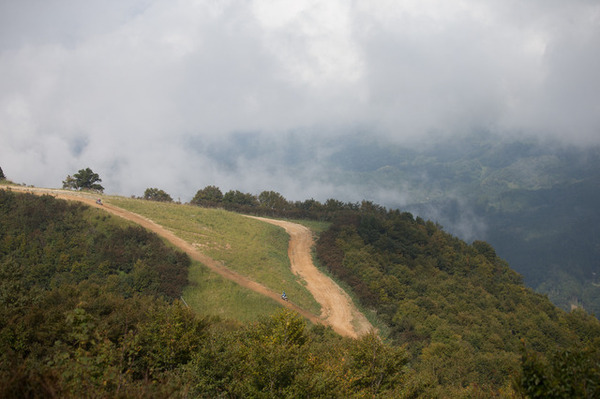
[108,197,321,317]
[183,260,284,322]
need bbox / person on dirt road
[281,291,288,301]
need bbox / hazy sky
[1,0,599,201]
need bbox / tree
[63,168,104,192]
[191,185,223,206]
[143,188,173,202]
[516,343,600,398]
[0,167,5,180]
[258,191,289,210]
[348,331,409,396]
[473,240,497,262]
[62,175,77,190]
[223,190,258,207]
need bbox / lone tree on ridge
[63,168,104,192]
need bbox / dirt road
[2,185,372,337]
[249,216,373,338]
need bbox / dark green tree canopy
[258,190,289,210]
[223,190,258,207]
[191,185,223,206]
[472,240,497,262]
[0,166,5,180]
[63,167,104,192]
[143,188,173,202]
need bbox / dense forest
[2,189,600,397]
[315,205,600,395]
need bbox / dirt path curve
[248,216,373,338]
[2,185,371,337]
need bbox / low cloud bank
[1,0,599,218]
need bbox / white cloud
[254,0,363,87]
[0,0,599,199]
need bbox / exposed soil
[2,185,372,337]
[248,216,373,338]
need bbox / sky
[1,0,599,202]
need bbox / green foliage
[186,309,410,398]
[347,331,409,396]
[190,185,223,206]
[62,167,104,192]
[516,342,600,398]
[0,166,5,180]
[183,259,283,322]
[0,190,416,397]
[315,203,600,394]
[143,187,173,202]
[307,132,600,316]
[110,197,321,314]
[258,190,290,211]
[4,186,600,396]
[223,189,259,207]
[189,185,362,220]
[0,190,189,299]
[472,240,497,262]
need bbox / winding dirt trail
[2,185,372,337]
[248,216,373,338]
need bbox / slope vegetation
[2,186,600,396]
[0,189,407,397]
[1,185,370,337]
[315,205,600,395]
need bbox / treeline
[190,185,362,220]
[0,190,412,397]
[315,204,600,395]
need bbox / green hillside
[108,196,321,315]
[2,189,600,397]
[315,205,600,395]
[0,190,408,397]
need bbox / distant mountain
[320,132,600,316]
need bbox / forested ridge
[2,189,600,397]
[315,205,600,396]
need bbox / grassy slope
[108,197,321,319]
[184,259,283,322]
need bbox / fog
[1,0,599,207]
